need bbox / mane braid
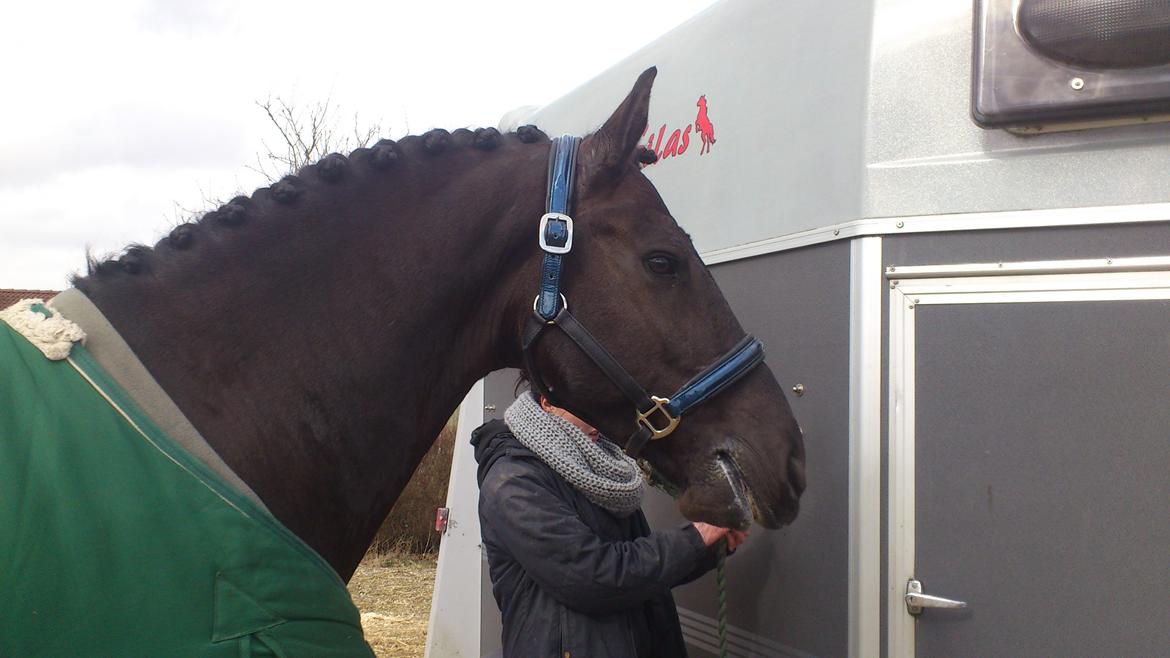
[474,127,501,150]
[450,128,476,146]
[72,124,552,290]
[270,175,303,204]
[118,245,150,274]
[367,139,400,170]
[516,124,546,143]
[422,128,450,154]
[211,196,250,226]
[316,153,349,183]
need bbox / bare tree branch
[252,95,382,183]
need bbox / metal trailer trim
[886,256,1170,279]
[889,270,1170,298]
[848,237,882,658]
[886,263,1170,658]
[424,380,487,658]
[887,278,918,658]
[677,607,818,658]
[700,202,1170,265]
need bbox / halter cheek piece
[521,135,766,458]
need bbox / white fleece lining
[0,298,85,360]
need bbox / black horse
[71,68,806,582]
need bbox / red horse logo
[695,95,716,155]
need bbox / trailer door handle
[905,579,967,615]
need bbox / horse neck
[80,140,547,578]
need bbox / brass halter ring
[636,396,681,440]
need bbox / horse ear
[579,66,657,187]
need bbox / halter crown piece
[521,135,766,458]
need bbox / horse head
[518,69,804,530]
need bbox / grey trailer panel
[483,369,518,423]
[865,1,1170,220]
[646,241,852,658]
[516,0,1170,252]
[885,222,1170,268]
[912,300,1170,657]
[523,0,872,254]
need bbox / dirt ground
[348,551,438,658]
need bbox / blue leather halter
[522,135,766,457]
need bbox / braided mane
[73,124,551,290]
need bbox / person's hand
[725,529,748,552]
[692,522,750,551]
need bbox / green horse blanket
[1,297,373,657]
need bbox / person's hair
[514,369,532,398]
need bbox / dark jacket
[473,419,718,658]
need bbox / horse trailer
[427,1,1170,656]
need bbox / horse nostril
[788,454,806,498]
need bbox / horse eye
[645,254,678,276]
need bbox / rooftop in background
[0,289,59,310]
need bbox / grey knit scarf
[504,392,646,517]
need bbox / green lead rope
[640,460,731,658]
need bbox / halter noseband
[521,135,766,458]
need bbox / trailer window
[973,0,1170,132]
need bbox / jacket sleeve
[480,457,709,616]
[673,543,721,588]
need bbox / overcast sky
[0,0,720,290]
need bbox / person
[473,388,748,658]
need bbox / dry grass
[348,550,438,657]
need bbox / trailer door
[887,261,1170,657]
